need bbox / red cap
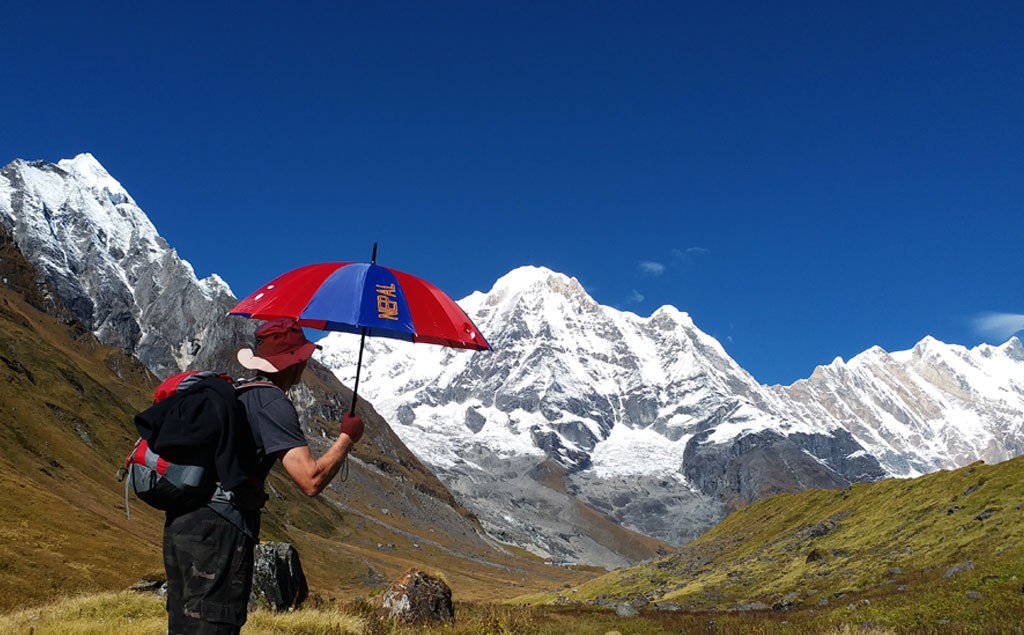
[237,318,321,373]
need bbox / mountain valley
[0,153,1021,609]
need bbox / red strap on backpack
[152,371,234,402]
[125,439,171,475]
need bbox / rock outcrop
[378,569,455,625]
[249,542,309,612]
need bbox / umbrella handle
[349,326,368,416]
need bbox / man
[163,317,364,634]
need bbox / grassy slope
[0,288,163,610]
[0,282,599,611]
[519,455,1024,629]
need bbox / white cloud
[671,246,711,269]
[973,312,1024,340]
[628,289,645,303]
[639,261,666,276]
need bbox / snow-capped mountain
[4,154,1021,569]
[777,336,1024,475]
[316,266,1024,565]
[318,267,872,478]
[0,154,252,377]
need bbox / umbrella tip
[371,241,378,264]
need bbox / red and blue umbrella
[228,245,489,412]
[229,261,489,351]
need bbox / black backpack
[120,372,272,515]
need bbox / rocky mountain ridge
[0,154,248,378]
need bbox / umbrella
[228,244,489,414]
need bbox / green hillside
[519,454,1024,631]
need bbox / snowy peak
[487,265,581,295]
[0,154,251,377]
[650,304,694,326]
[781,335,1024,476]
[57,153,135,205]
[4,154,158,264]
[1000,336,1024,360]
[475,266,596,320]
[199,273,235,300]
[852,345,890,363]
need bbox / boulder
[614,602,639,618]
[379,569,455,625]
[129,578,167,596]
[733,601,769,612]
[249,542,308,611]
[944,561,976,579]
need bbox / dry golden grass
[821,626,896,635]
[0,592,365,635]
[0,592,166,635]
[0,591,952,635]
[245,604,364,634]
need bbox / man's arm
[280,435,354,496]
[279,415,364,497]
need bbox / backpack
[119,371,273,516]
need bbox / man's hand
[341,414,364,444]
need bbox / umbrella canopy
[229,262,489,351]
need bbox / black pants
[163,506,255,635]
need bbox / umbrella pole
[350,326,368,416]
[350,241,378,416]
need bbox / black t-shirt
[241,382,309,478]
[207,380,308,539]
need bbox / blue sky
[2,2,1022,385]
